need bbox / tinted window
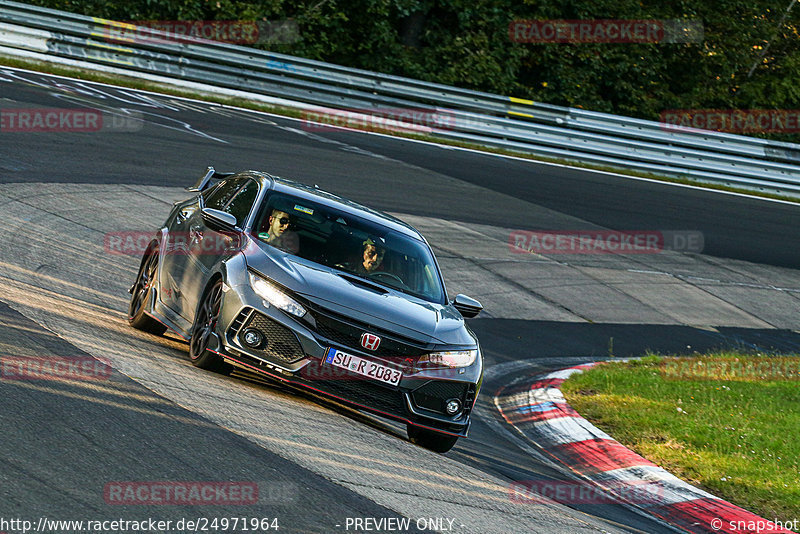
[205,178,245,211]
[254,193,445,303]
[200,181,221,203]
[225,180,259,225]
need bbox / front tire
[189,279,231,374]
[407,424,459,453]
[129,244,167,335]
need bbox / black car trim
[147,286,191,340]
[218,350,468,437]
[224,311,307,373]
[144,310,188,341]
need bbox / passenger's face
[270,211,290,236]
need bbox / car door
[160,177,245,318]
[158,185,221,315]
[180,177,260,321]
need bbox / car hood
[245,242,474,346]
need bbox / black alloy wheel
[128,244,167,335]
[189,279,231,374]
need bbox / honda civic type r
[129,167,484,452]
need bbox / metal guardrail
[2,0,800,195]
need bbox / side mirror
[201,208,237,230]
[452,294,482,318]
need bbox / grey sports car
[129,167,483,452]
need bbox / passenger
[259,209,299,254]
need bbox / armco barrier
[1,0,799,195]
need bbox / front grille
[306,306,428,361]
[298,360,406,415]
[313,318,359,350]
[411,381,469,415]
[306,376,407,416]
[239,312,304,364]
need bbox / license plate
[324,348,402,386]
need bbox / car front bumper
[209,279,481,437]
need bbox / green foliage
[24,0,800,140]
[562,354,800,519]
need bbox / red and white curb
[495,364,795,534]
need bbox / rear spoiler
[187,166,236,192]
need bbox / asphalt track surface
[2,66,800,533]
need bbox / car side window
[205,178,245,211]
[225,179,259,226]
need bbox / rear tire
[407,424,459,453]
[189,279,231,374]
[128,244,167,335]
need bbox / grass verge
[1,54,798,204]
[561,353,800,520]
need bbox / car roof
[240,171,424,241]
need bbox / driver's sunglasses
[277,217,290,225]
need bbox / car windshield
[254,192,446,303]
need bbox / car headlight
[248,271,306,318]
[418,349,478,369]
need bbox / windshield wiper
[336,273,389,294]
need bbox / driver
[355,237,385,275]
